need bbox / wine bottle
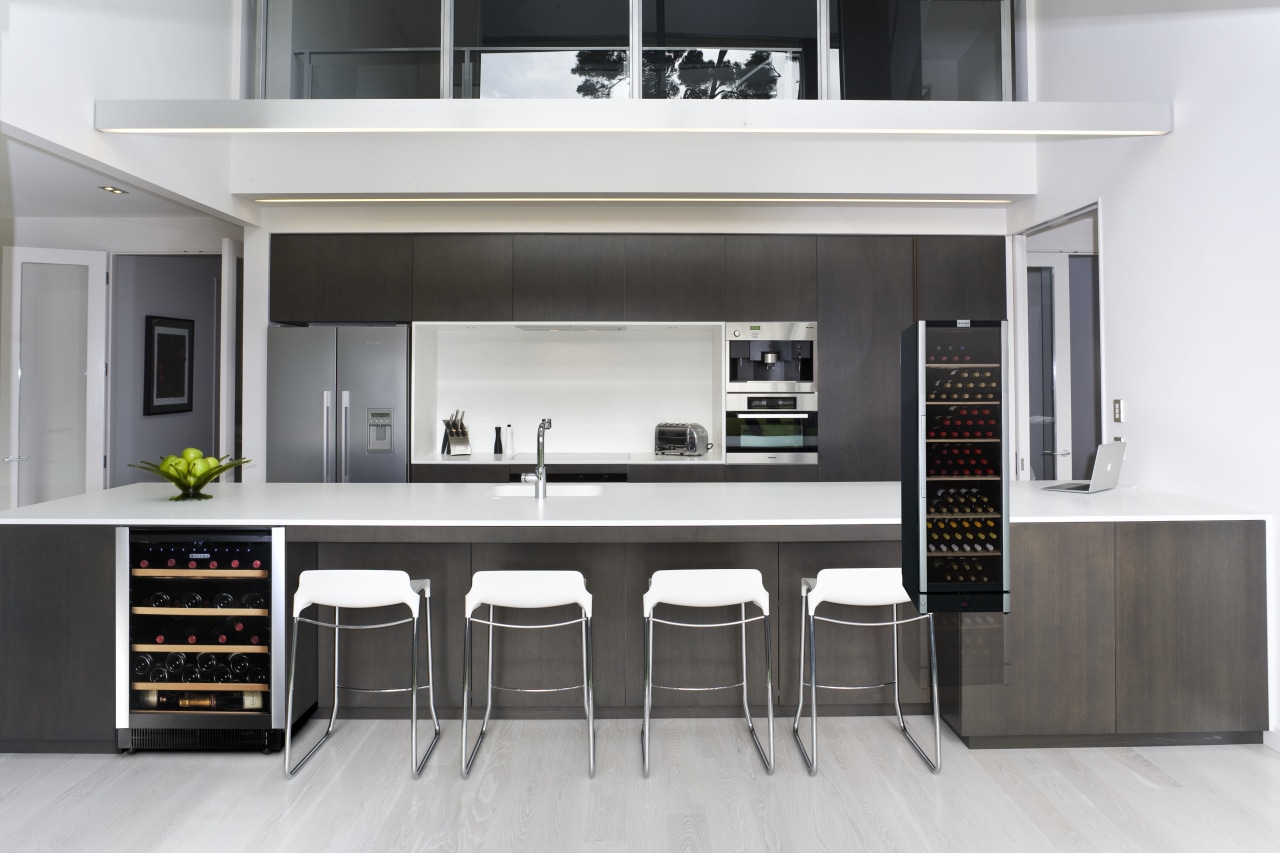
[132,653,155,677]
[177,692,264,711]
[241,592,266,610]
[164,651,187,673]
[245,667,268,684]
[178,625,199,644]
[180,665,203,683]
[196,652,219,673]
[148,591,172,608]
[213,592,236,609]
[147,665,169,683]
[208,625,230,644]
[212,665,235,683]
[180,591,204,608]
[228,653,251,676]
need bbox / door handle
[322,391,332,483]
[3,456,30,462]
[1042,449,1071,456]
[340,390,351,483]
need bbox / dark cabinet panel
[270,234,412,323]
[815,236,915,482]
[0,526,116,750]
[953,523,1117,737]
[471,544,629,709]
[412,234,513,321]
[914,235,1006,322]
[411,464,510,483]
[623,235,725,321]
[1115,521,1268,734]
[777,541,921,712]
[725,235,817,319]
[724,465,818,483]
[512,235,626,321]
[623,543,779,709]
[627,464,726,483]
[316,542,472,710]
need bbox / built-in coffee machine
[725,322,818,464]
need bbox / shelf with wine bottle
[902,320,1010,614]
[119,527,288,751]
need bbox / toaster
[655,423,712,456]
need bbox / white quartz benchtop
[416,452,725,465]
[0,481,1263,528]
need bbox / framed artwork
[143,315,194,415]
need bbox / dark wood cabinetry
[512,235,626,321]
[627,464,725,483]
[725,235,817,319]
[411,464,510,483]
[413,234,512,321]
[270,234,412,323]
[724,465,817,483]
[1114,521,1268,735]
[0,526,116,752]
[815,236,915,482]
[623,235,725,320]
[915,235,1007,322]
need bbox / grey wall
[110,254,220,486]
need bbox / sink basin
[489,483,604,498]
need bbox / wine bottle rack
[901,321,1010,614]
[116,527,288,751]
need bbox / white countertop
[0,481,1264,528]
[415,452,726,465]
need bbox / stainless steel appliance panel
[726,321,817,393]
[267,326,337,483]
[336,325,407,483]
[725,392,819,464]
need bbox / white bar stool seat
[793,567,941,775]
[642,568,774,777]
[461,570,595,778]
[284,570,440,778]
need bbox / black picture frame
[143,315,194,415]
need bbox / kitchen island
[0,481,1267,753]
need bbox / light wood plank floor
[2,718,1278,851]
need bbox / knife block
[441,421,472,456]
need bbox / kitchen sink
[488,484,604,498]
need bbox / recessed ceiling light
[99,186,128,194]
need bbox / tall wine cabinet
[115,527,294,751]
[901,321,1010,614]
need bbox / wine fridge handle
[340,390,351,483]
[322,391,332,483]
[919,415,927,499]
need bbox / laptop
[1042,442,1126,493]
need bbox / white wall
[0,0,253,223]
[1010,0,1280,744]
[11,216,242,254]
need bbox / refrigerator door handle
[322,390,333,483]
[340,390,351,483]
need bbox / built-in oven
[726,322,816,393]
[725,393,818,464]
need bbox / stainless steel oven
[725,393,818,464]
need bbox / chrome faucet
[520,418,552,498]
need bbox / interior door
[218,238,243,470]
[0,247,108,508]
[1012,246,1101,482]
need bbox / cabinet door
[0,525,116,750]
[624,235,725,321]
[512,235,626,321]
[270,234,412,323]
[952,523,1117,738]
[725,235,817,319]
[627,464,726,483]
[412,234,513,321]
[815,236,914,481]
[724,465,817,482]
[410,464,510,483]
[1115,521,1267,734]
[915,236,1006,322]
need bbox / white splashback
[412,323,723,460]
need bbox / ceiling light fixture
[99,186,128,194]
[253,196,1013,205]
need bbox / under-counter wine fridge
[901,321,1010,614]
[116,527,293,751]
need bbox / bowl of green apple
[130,448,250,501]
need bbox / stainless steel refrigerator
[267,325,408,483]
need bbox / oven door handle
[728,412,811,419]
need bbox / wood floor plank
[1,720,1278,852]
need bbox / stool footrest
[651,680,747,693]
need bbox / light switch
[1112,399,1124,423]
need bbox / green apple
[170,457,189,477]
[189,458,211,479]
[181,447,204,463]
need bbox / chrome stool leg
[284,607,343,777]
[642,614,653,778]
[792,585,819,775]
[894,608,941,774]
[582,611,595,778]
[411,597,441,777]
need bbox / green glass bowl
[129,457,251,501]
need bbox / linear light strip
[253,196,1014,204]
[102,127,1166,136]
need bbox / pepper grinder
[493,426,503,456]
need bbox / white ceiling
[0,136,206,219]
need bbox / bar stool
[284,570,440,778]
[461,570,595,778]
[642,568,774,777]
[792,567,940,775]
